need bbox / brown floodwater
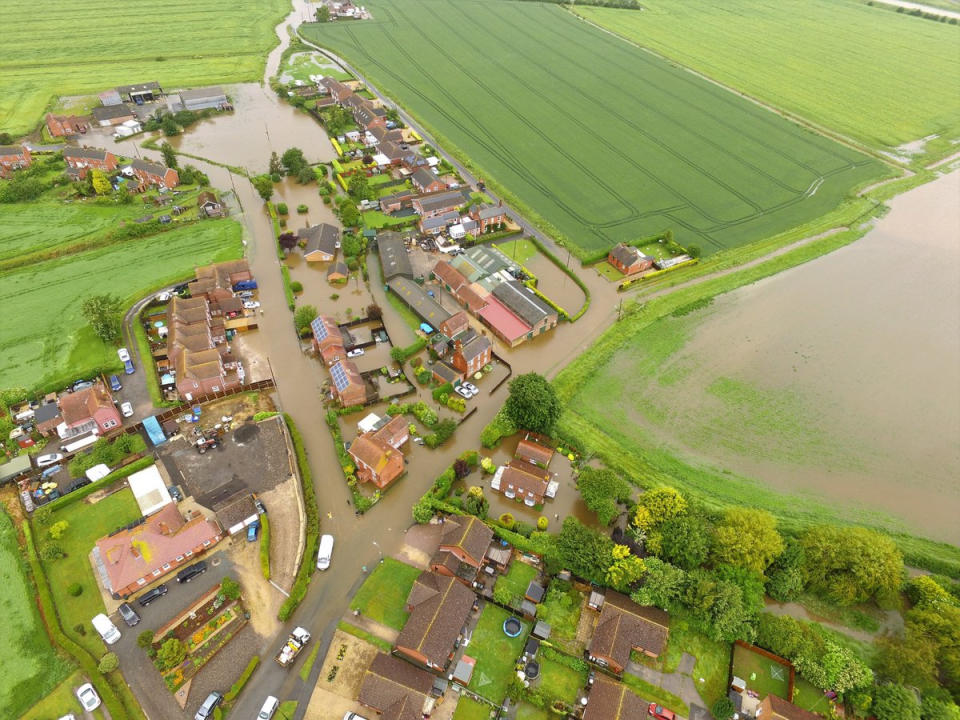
[625,171,960,543]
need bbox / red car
[649,704,676,720]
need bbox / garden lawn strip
[349,557,422,630]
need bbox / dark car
[72,380,94,392]
[109,374,122,391]
[253,496,266,515]
[137,584,168,607]
[118,602,140,627]
[123,359,135,375]
[168,485,183,502]
[177,561,208,584]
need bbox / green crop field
[0,511,72,719]
[577,0,960,165]
[302,0,885,258]
[0,208,243,392]
[0,0,290,136]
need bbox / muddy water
[631,171,960,543]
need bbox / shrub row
[259,513,271,580]
[22,522,135,719]
[281,265,295,310]
[480,409,517,448]
[526,236,591,321]
[278,414,320,621]
[431,382,453,401]
[67,434,146,478]
[224,655,260,703]
[390,337,427,364]
[45,456,155,512]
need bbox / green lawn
[0,206,243,392]
[349,557,422,630]
[39,489,142,657]
[336,620,393,653]
[452,696,494,720]
[535,580,583,642]
[362,209,417,229]
[660,612,730,708]
[493,560,538,606]
[0,511,73,719]
[515,704,549,720]
[279,51,352,84]
[467,604,529,703]
[793,677,831,715]
[732,643,790,702]
[578,0,960,166]
[276,701,299,720]
[493,238,538,265]
[19,670,109,720]
[0,0,290,136]
[537,656,586,705]
[302,0,884,258]
[594,261,624,282]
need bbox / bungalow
[63,147,116,180]
[758,695,823,720]
[369,124,404,145]
[419,210,460,236]
[412,189,465,219]
[469,203,507,234]
[583,676,648,720]
[491,459,550,506]
[92,502,222,599]
[91,104,136,127]
[329,359,367,407]
[608,243,655,275]
[167,86,228,112]
[587,590,670,674]
[435,515,493,571]
[377,231,413,280]
[357,653,437,720]
[130,158,179,189]
[327,261,349,283]
[449,334,491,378]
[57,383,122,439]
[394,571,475,672]
[45,113,88,137]
[411,167,445,194]
[116,81,162,104]
[0,145,31,178]
[492,281,557,337]
[349,415,409,489]
[197,191,223,217]
[387,277,451,329]
[298,223,339,262]
[376,140,405,166]
[320,76,354,103]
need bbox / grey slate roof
[387,277,451,326]
[63,147,110,161]
[131,158,169,176]
[416,190,465,215]
[377,231,413,280]
[92,104,134,121]
[412,168,439,189]
[298,223,340,258]
[420,210,460,233]
[491,281,555,327]
[475,204,504,220]
[180,86,225,102]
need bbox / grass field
[0,0,290,136]
[537,655,586,705]
[302,0,884,258]
[348,557,422,630]
[577,0,960,165]
[0,206,243,392]
[732,643,790,701]
[468,604,528,703]
[493,559,538,605]
[39,489,143,657]
[20,670,107,720]
[452,696,493,720]
[0,510,73,719]
[493,238,538,265]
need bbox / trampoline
[524,661,540,680]
[503,617,522,637]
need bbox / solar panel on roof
[311,317,330,341]
[330,362,350,391]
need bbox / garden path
[627,652,709,720]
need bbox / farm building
[116,81,162,103]
[377,230,413,280]
[387,277,451,330]
[166,86,229,112]
[92,104,135,126]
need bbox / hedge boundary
[278,414,319,621]
[260,513,271,580]
[45,456,154,512]
[224,655,260,703]
[526,235,591,321]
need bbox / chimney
[498,199,503,207]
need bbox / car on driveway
[347,348,364,358]
[462,382,479,394]
[72,380,94,392]
[177,561,208,583]
[194,691,223,720]
[237,290,255,299]
[254,496,266,514]
[137,584,168,606]
[243,301,260,310]
[117,347,130,363]
[258,696,279,719]
[109,374,122,391]
[118,602,140,627]
[120,401,134,418]
[123,359,135,375]
[36,453,64,468]
[76,683,101,711]
[247,521,260,542]
[648,704,676,720]
[454,386,472,399]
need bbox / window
[103,419,118,429]
[137,578,146,586]
[212,385,220,392]
[175,555,184,562]
[162,563,171,570]
[152,569,162,577]
[185,550,193,557]
[203,540,211,547]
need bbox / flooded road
[611,171,960,543]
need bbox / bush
[260,514,271,580]
[537,516,549,531]
[74,622,86,636]
[224,656,260,702]
[290,280,303,293]
[157,637,186,669]
[99,652,119,673]
[712,697,735,719]
[221,577,241,601]
[137,630,155,649]
[67,582,83,596]
[296,204,308,214]
[276,202,288,215]
[500,513,515,529]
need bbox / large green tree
[631,558,686,610]
[294,304,318,334]
[251,174,274,202]
[765,539,807,602]
[872,684,920,720]
[659,512,712,570]
[81,294,123,343]
[551,516,614,585]
[347,172,374,202]
[160,141,178,169]
[713,507,783,573]
[503,373,561,435]
[683,569,754,643]
[281,147,307,175]
[800,525,902,605]
[576,467,631,525]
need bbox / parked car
[258,696,279,720]
[462,382,479,394]
[120,402,134,418]
[343,713,370,720]
[118,602,140,627]
[237,290,255,299]
[123,359,135,375]
[91,613,121,645]
[346,348,364,358]
[247,521,260,542]
[36,453,64,468]
[159,215,172,224]
[156,291,171,302]
[317,534,335,570]
[177,561,208,583]
[194,691,223,720]
[254,496,266,514]
[137,584,168,606]
[454,386,472,399]
[72,380,94,392]
[168,485,183,502]
[243,300,261,310]
[76,683,101,711]
[117,347,130,363]
[648,704,676,720]
[109,374,122,391]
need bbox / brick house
[357,653,437,719]
[587,590,670,674]
[0,145,31,178]
[430,515,493,584]
[394,571,475,672]
[92,502,222,598]
[320,76,354,103]
[449,334,491,378]
[33,402,62,438]
[310,315,346,359]
[130,158,179,189]
[584,676,648,720]
[439,310,470,339]
[378,189,415,214]
[329,360,367,407]
[608,243,655,275]
[45,113,88,137]
[469,203,507,234]
[516,436,554,468]
[411,167,445,194]
[349,415,409,489]
[57,383,122,439]
[188,259,252,300]
[491,459,550,506]
[63,147,116,180]
[412,189,465,219]
[298,223,339,262]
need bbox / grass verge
[349,557,421,630]
[335,620,393,653]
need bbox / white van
[258,696,279,719]
[91,613,121,645]
[317,534,335,570]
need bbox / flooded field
[575,171,960,543]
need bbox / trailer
[275,627,311,667]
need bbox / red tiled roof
[478,296,530,342]
[59,383,114,426]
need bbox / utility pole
[617,299,623,322]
